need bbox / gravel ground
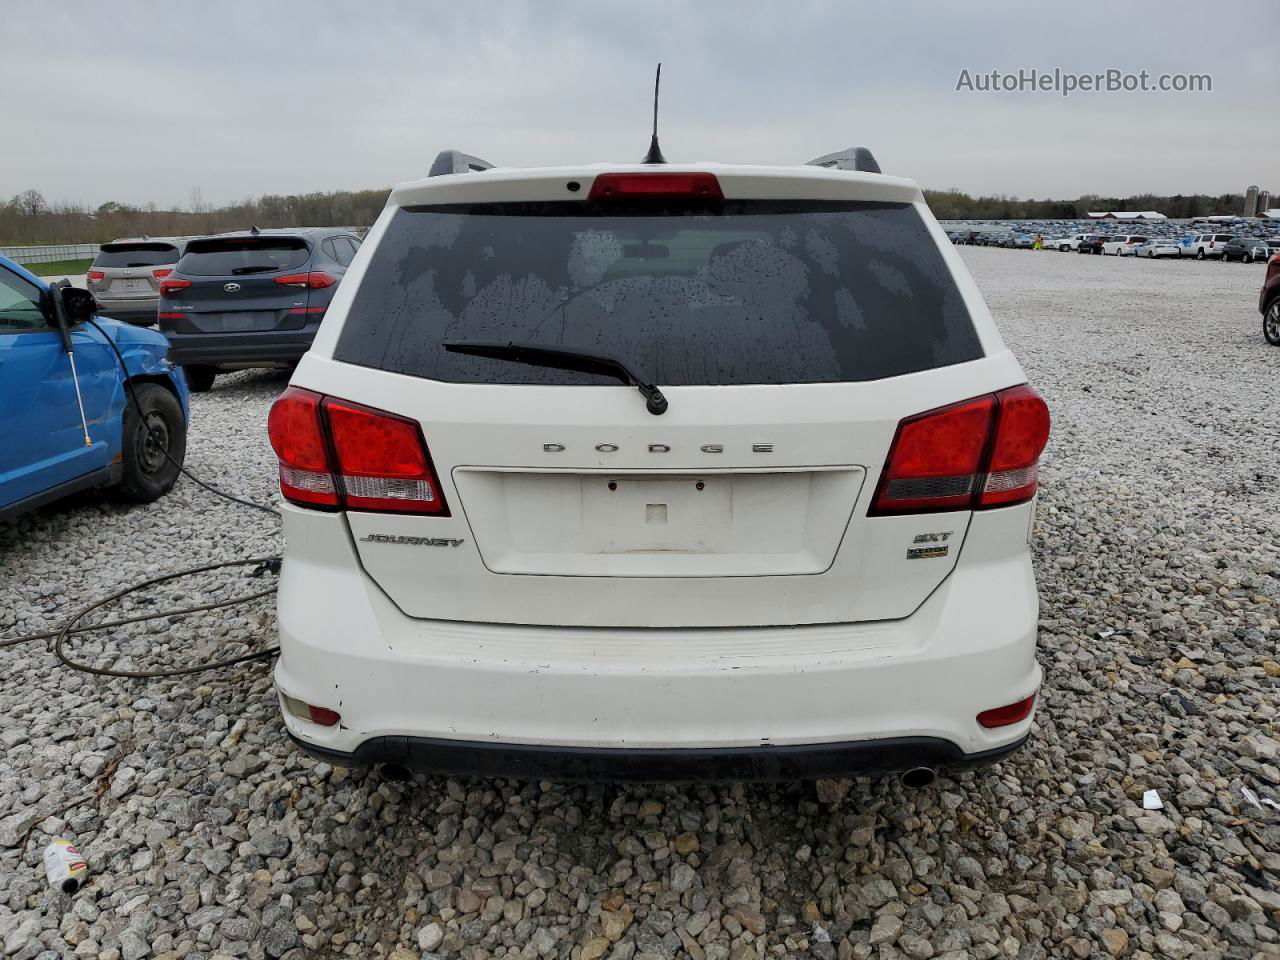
[2,249,1278,960]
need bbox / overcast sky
[4,0,1273,209]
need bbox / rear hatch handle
[443,340,668,415]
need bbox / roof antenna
[642,63,666,164]
[249,224,261,235]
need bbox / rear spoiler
[429,150,495,177]
[804,147,881,174]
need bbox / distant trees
[0,188,391,246]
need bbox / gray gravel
[2,249,1278,960]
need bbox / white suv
[268,148,1050,783]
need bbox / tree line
[0,185,1262,246]
[0,188,390,246]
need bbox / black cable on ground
[51,557,280,679]
[0,316,284,677]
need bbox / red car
[1262,253,1280,345]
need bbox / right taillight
[871,385,1049,515]
[979,385,1051,507]
[266,387,448,515]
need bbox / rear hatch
[166,236,315,333]
[88,242,180,301]
[308,175,1024,628]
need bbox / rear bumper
[289,731,1028,783]
[163,329,317,368]
[95,298,158,326]
[274,502,1042,781]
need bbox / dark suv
[1076,234,1105,255]
[1262,253,1280,345]
[158,228,361,391]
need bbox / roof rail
[429,150,495,177]
[805,147,881,175]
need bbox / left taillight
[159,278,191,295]
[87,270,105,282]
[266,388,338,508]
[870,385,1050,515]
[266,387,448,515]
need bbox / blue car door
[0,265,117,512]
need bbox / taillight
[267,388,338,508]
[980,385,1052,507]
[323,398,446,514]
[871,385,1049,515]
[274,272,336,289]
[87,270,105,282]
[159,278,191,295]
[152,268,172,279]
[266,387,448,515]
[588,172,723,201]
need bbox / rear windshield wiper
[443,340,668,415]
[230,265,282,275]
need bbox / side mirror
[59,286,96,325]
[46,281,94,352]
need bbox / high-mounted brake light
[159,278,191,295]
[588,172,723,201]
[152,268,172,279]
[266,388,448,515]
[275,271,336,289]
[86,270,105,282]
[871,385,1049,515]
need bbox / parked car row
[88,227,362,391]
[948,229,1280,263]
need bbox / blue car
[0,256,189,521]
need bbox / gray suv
[158,228,361,391]
[86,238,188,325]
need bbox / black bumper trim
[289,732,1028,783]
[163,331,316,367]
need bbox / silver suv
[86,238,187,326]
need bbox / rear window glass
[178,237,309,276]
[334,200,982,386]
[94,243,179,268]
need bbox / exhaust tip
[379,763,411,783]
[900,766,936,789]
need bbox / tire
[183,365,217,392]
[1265,300,1280,346]
[1196,249,1205,260]
[118,383,186,503]
[1243,253,1253,264]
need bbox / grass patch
[22,258,95,277]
